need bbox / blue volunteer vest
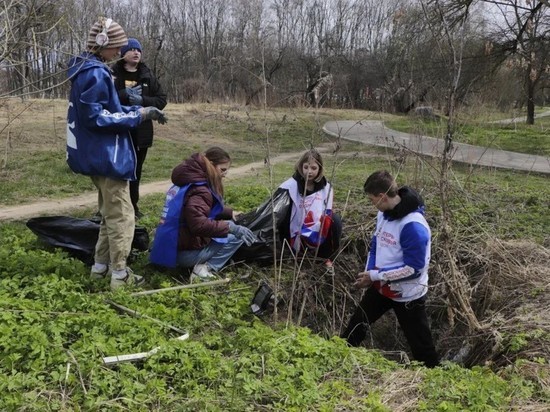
[149,183,224,268]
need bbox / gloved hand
[126,85,143,105]
[228,221,256,246]
[140,107,168,124]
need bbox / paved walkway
[323,120,550,175]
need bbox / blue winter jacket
[66,52,141,180]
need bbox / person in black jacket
[112,38,167,219]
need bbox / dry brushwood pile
[474,241,549,363]
[254,211,550,375]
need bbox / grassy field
[0,99,372,204]
[385,111,550,156]
[0,99,548,410]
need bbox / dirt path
[0,149,328,222]
[3,117,549,222]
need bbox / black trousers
[129,147,148,213]
[341,286,439,367]
[316,213,342,259]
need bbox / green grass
[0,150,96,204]
[0,209,542,410]
[385,115,550,156]
[0,101,366,205]
[139,152,550,243]
[0,100,549,409]
[2,97,548,241]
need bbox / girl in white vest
[278,149,342,263]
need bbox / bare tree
[421,0,483,334]
[444,0,550,123]
[493,0,550,123]
[0,0,544,111]
[0,0,67,97]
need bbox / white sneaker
[190,263,217,283]
[110,268,145,290]
[90,265,109,280]
[323,259,335,277]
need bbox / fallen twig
[66,350,88,395]
[105,299,187,335]
[129,278,231,297]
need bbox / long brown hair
[202,146,231,197]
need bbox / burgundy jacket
[171,153,233,250]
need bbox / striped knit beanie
[87,18,128,50]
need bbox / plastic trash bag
[232,188,291,266]
[26,216,149,265]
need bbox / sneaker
[90,266,109,280]
[190,263,217,283]
[110,268,145,290]
[323,259,335,276]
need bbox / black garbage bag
[26,216,149,265]
[232,188,291,266]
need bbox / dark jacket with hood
[111,61,167,148]
[289,170,329,196]
[171,153,233,250]
[66,52,140,180]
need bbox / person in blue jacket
[66,17,166,290]
[341,170,439,367]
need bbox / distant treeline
[2,0,550,118]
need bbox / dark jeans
[341,286,439,368]
[129,146,148,213]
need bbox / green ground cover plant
[0,100,548,410]
[0,219,543,411]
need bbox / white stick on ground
[102,333,190,366]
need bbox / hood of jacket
[171,153,208,186]
[384,186,425,220]
[67,52,105,82]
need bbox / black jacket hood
[291,171,327,195]
[384,186,425,220]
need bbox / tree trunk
[526,70,535,125]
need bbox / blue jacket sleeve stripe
[400,221,429,271]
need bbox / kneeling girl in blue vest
[150,147,256,281]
